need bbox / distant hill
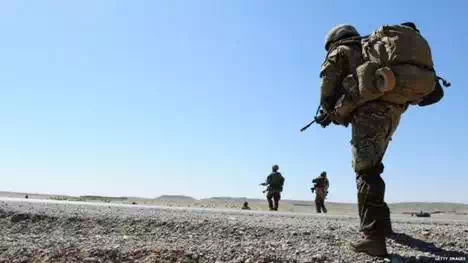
[155,195,196,201]
[204,197,250,201]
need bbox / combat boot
[274,199,280,211]
[360,225,393,238]
[321,201,327,213]
[315,201,322,213]
[267,198,274,211]
[350,235,388,257]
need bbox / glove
[314,111,331,128]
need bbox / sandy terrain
[0,197,467,263]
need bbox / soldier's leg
[266,192,274,210]
[274,193,280,211]
[356,168,386,236]
[321,198,327,213]
[383,202,393,235]
[315,194,322,213]
[350,102,405,256]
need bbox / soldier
[315,22,445,256]
[260,164,285,211]
[241,201,251,210]
[312,171,329,213]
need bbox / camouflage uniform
[351,101,406,237]
[313,174,329,213]
[264,168,285,211]
[318,24,410,256]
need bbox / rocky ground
[0,199,467,263]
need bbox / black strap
[437,76,451,87]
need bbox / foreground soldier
[311,172,329,213]
[314,23,448,256]
[260,165,285,211]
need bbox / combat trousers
[351,101,406,237]
[315,188,327,213]
[267,192,281,211]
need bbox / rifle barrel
[300,119,316,132]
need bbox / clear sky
[1,1,467,203]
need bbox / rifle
[259,183,270,194]
[310,178,318,193]
[300,105,331,132]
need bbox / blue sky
[1,1,467,203]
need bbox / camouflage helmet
[324,24,360,51]
[320,171,327,177]
[272,164,279,172]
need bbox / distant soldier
[311,171,329,213]
[241,201,251,210]
[260,164,285,211]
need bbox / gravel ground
[0,199,467,263]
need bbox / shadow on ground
[388,232,468,262]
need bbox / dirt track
[0,198,467,263]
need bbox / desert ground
[0,192,467,263]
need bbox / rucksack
[362,24,434,69]
[331,24,450,124]
[360,24,437,105]
[270,172,284,186]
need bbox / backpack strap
[436,76,451,87]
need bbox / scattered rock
[10,213,30,223]
[312,253,323,261]
[421,230,431,236]
[1,200,467,263]
[83,257,99,262]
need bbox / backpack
[269,172,284,191]
[362,24,433,69]
[360,24,438,105]
[332,24,450,124]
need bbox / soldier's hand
[314,112,331,128]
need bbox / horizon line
[1,190,467,205]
